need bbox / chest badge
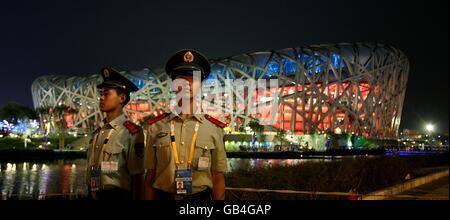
[157,132,168,138]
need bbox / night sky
[0,0,448,133]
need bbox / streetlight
[425,123,435,150]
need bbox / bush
[0,135,80,150]
[0,137,38,149]
[30,135,80,149]
[225,153,449,199]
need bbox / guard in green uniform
[86,66,145,200]
[143,49,227,200]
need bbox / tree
[248,118,265,148]
[248,119,264,133]
[274,129,287,151]
[53,104,77,149]
[36,106,52,147]
[0,102,38,123]
[36,104,78,149]
[296,136,305,150]
[326,131,340,150]
[36,106,52,123]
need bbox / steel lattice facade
[31,43,409,138]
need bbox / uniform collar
[103,114,126,129]
[168,112,204,123]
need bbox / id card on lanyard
[170,120,199,195]
[198,156,210,171]
[101,151,119,173]
[101,161,119,173]
[175,169,192,194]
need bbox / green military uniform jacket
[87,114,145,191]
[144,113,227,194]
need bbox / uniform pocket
[153,138,172,165]
[193,141,215,171]
[195,141,216,154]
[101,144,124,173]
[104,144,123,162]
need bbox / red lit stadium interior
[61,81,375,136]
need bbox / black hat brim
[96,82,127,90]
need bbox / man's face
[99,87,124,112]
[173,74,201,99]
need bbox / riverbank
[0,149,86,162]
[1,148,446,162]
[226,149,386,159]
[225,152,449,199]
[0,148,387,161]
[0,136,82,151]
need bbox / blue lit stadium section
[31,43,409,138]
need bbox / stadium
[31,43,409,140]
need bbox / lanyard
[91,129,114,166]
[170,120,200,168]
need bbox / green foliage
[0,137,38,149]
[248,119,264,133]
[355,136,376,149]
[32,135,79,149]
[0,136,80,150]
[0,102,38,123]
[274,129,286,142]
[35,104,80,148]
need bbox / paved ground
[386,176,449,200]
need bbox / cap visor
[96,82,122,89]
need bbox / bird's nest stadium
[32,43,409,139]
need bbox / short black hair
[113,87,130,106]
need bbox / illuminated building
[32,43,409,138]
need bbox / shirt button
[181,142,185,145]
[180,160,184,164]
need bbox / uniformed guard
[143,49,227,200]
[86,66,145,200]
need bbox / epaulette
[123,120,140,135]
[204,114,227,128]
[146,112,170,125]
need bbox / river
[0,157,342,200]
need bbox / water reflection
[0,157,343,200]
[0,159,87,200]
[226,158,333,172]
